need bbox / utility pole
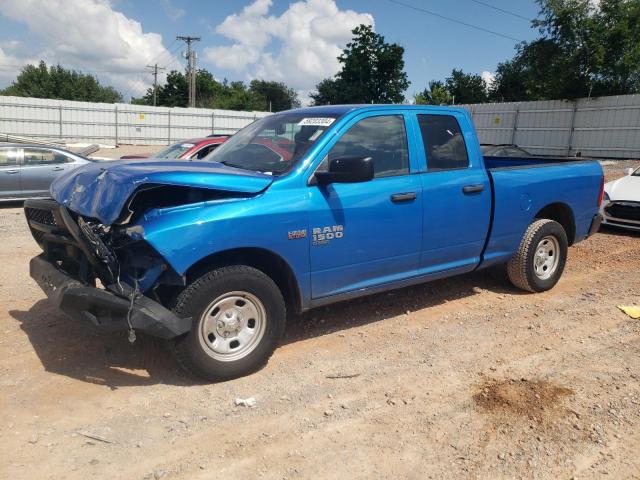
[146,64,165,106]
[177,35,200,108]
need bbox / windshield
[205,112,339,174]
[155,142,195,159]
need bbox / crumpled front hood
[50,159,274,224]
[605,175,640,201]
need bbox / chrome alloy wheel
[533,235,560,280]
[198,291,266,362]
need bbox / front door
[0,147,21,199]
[308,113,422,299]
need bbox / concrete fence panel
[0,96,270,146]
[463,94,640,159]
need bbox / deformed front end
[24,198,192,339]
[24,158,275,340]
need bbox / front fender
[134,189,312,306]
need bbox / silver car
[0,144,93,201]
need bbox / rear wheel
[507,219,568,293]
[171,265,286,381]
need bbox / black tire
[507,219,568,293]
[171,265,286,381]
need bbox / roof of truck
[284,104,468,116]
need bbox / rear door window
[23,149,68,165]
[417,114,469,171]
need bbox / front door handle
[4,169,19,174]
[52,166,65,171]
[391,192,417,203]
[462,184,485,194]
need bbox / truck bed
[480,155,603,269]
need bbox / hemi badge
[288,229,307,240]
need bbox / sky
[0,0,542,104]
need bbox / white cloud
[160,0,185,21]
[0,0,181,98]
[204,0,374,100]
[0,46,27,84]
[481,70,495,89]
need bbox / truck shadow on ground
[10,266,520,388]
[284,266,519,345]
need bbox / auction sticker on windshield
[298,117,335,127]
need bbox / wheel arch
[534,202,576,245]
[184,247,303,314]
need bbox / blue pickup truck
[24,105,604,380]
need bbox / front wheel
[171,265,286,381]
[507,219,568,293]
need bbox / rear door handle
[391,192,417,203]
[4,169,19,174]
[462,184,485,194]
[52,166,65,171]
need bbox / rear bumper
[588,213,603,236]
[30,254,191,339]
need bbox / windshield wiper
[219,161,254,171]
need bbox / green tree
[445,70,488,104]
[414,80,452,105]
[1,61,122,103]
[133,70,299,111]
[490,0,640,101]
[309,78,343,106]
[310,24,409,105]
[248,80,300,112]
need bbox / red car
[120,135,229,161]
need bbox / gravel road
[1,162,639,479]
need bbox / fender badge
[288,229,307,240]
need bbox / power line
[0,64,147,74]
[121,42,186,101]
[163,42,187,72]
[384,0,523,42]
[468,0,532,22]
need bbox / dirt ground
[1,162,639,480]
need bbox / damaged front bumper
[30,254,190,338]
[24,198,190,339]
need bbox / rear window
[417,114,469,171]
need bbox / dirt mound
[474,379,573,420]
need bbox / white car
[600,166,640,231]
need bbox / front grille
[24,199,68,248]
[25,207,57,226]
[605,201,640,222]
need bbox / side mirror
[626,167,635,176]
[315,156,374,185]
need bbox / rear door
[0,147,22,199]
[307,112,423,298]
[413,112,491,274]
[21,148,74,197]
